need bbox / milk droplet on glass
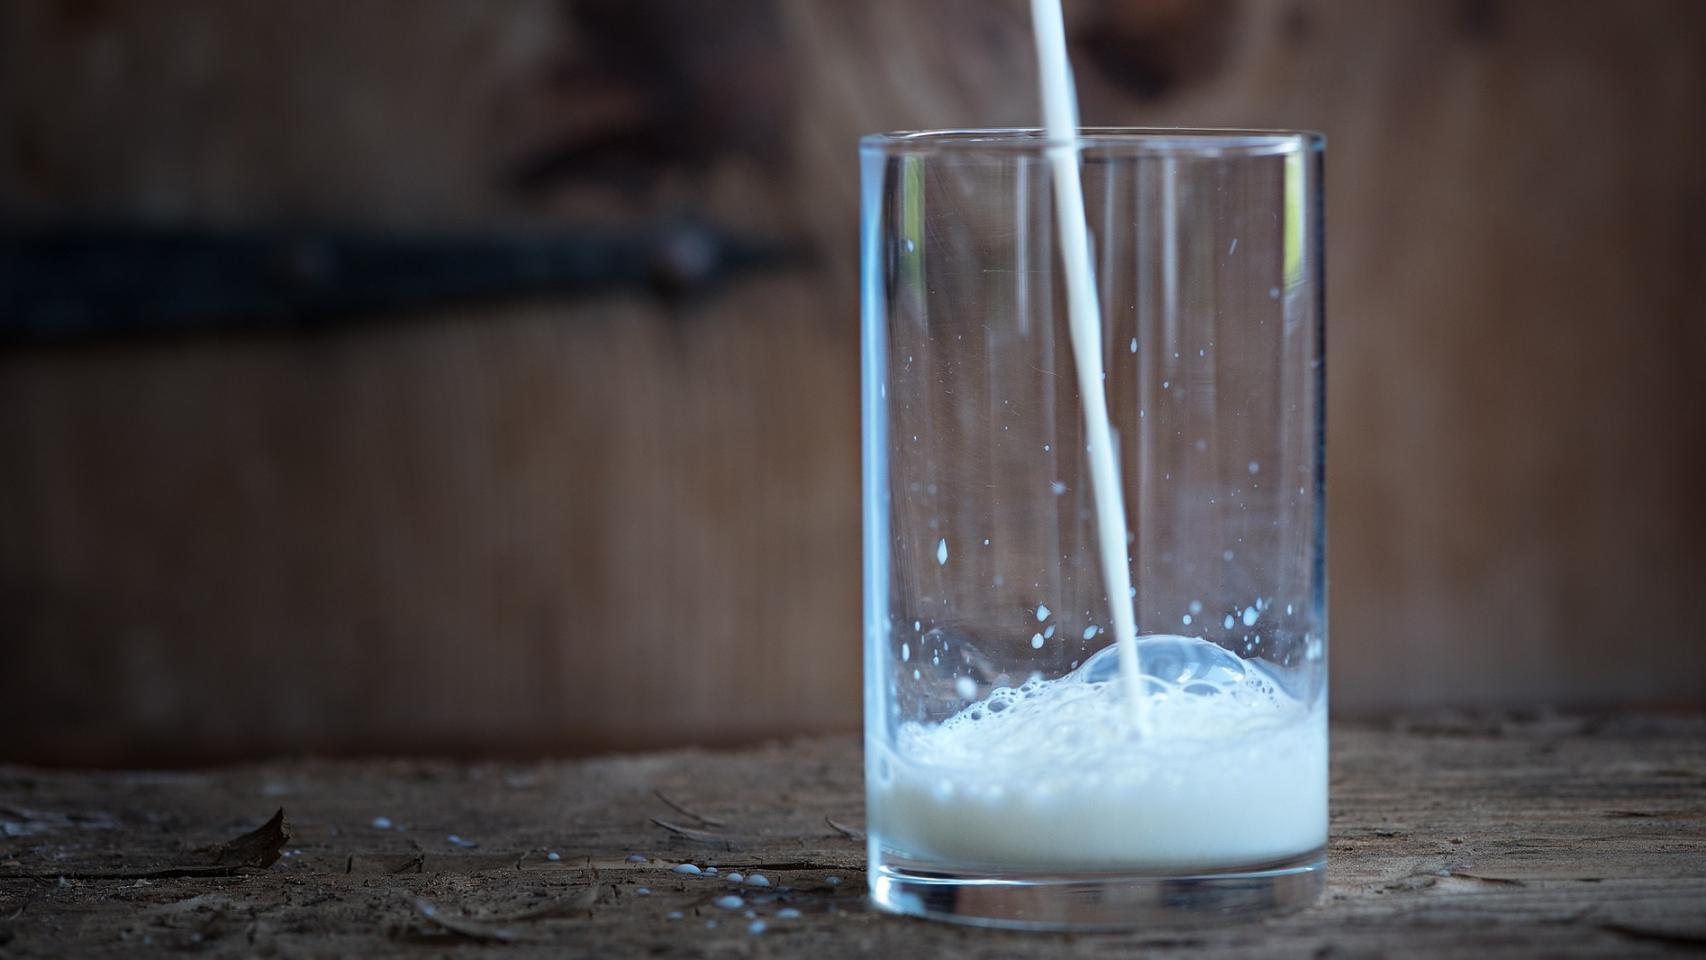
[937,538,949,566]
[1036,605,1051,622]
[1031,633,1045,649]
[1242,606,1259,627]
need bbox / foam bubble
[905,635,1309,771]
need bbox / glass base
[869,848,1325,931]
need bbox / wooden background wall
[2,0,1703,764]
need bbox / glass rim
[860,127,1324,158]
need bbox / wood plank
[1,1,1704,762]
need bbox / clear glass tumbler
[860,129,1327,929]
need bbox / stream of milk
[1028,0,1146,728]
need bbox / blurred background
[1,0,1702,765]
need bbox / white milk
[870,636,1327,870]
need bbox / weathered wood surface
[1,713,1703,957]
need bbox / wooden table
[2,712,1703,957]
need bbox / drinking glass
[860,129,1327,929]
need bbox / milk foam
[869,635,1327,871]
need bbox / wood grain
[1,712,1703,956]
[2,1,1705,761]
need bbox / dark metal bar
[0,220,796,346]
